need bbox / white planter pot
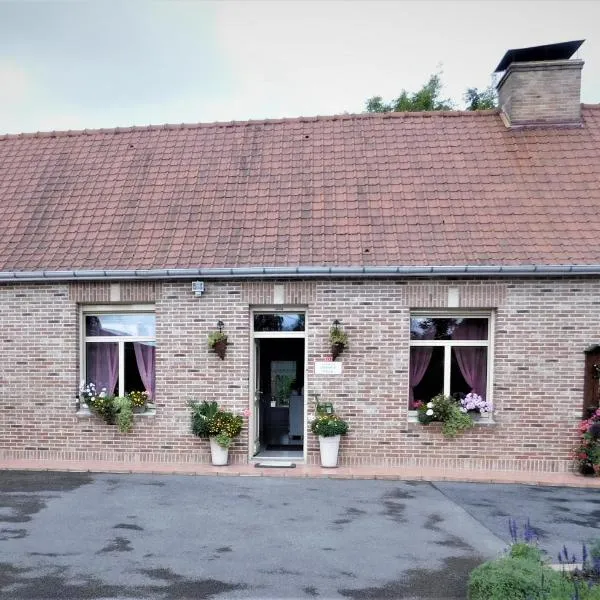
[209,437,229,466]
[319,435,341,468]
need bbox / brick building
[0,41,599,472]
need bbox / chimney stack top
[494,40,584,73]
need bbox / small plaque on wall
[315,361,342,375]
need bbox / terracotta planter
[331,342,345,361]
[213,339,227,360]
[209,437,229,466]
[319,435,341,468]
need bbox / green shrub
[441,409,474,438]
[509,543,543,562]
[590,538,600,561]
[190,401,219,438]
[468,557,563,600]
[113,396,133,434]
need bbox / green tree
[365,74,498,113]
[365,73,454,113]
[464,86,498,110]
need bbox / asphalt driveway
[0,471,599,599]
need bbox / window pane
[86,314,155,337]
[85,342,119,395]
[451,347,487,400]
[124,341,156,399]
[410,346,443,408]
[254,313,305,332]
[410,317,488,340]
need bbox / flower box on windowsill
[407,410,496,425]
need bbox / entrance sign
[315,361,342,375]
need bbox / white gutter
[0,265,599,282]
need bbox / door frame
[249,307,308,462]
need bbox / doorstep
[1,457,600,488]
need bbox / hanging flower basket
[331,342,345,361]
[213,339,227,360]
[208,330,228,360]
[329,322,348,362]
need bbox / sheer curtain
[409,324,435,405]
[134,342,156,400]
[87,343,118,395]
[452,321,487,397]
[409,347,433,405]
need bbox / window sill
[407,410,496,426]
[76,405,156,418]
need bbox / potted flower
[329,321,348,361]
[460,393,493,415]
[81,383,117,424]
[310,406,349,467]
[129,390,149,414]
[208,331,228,360]
[574,408,600,475]
[190,401,244,465]
[417,394,474,438]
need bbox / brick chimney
[494,40,584,127]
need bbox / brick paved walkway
[1,457,600,488]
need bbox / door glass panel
[86,314,155,337]
[253,313,305,332]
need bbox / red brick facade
[0,277,597,473]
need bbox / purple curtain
[134,342,156,400]
[452,321,487,397]
[409,347,433,405]
[86,342,118,395]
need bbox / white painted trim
[82,304,155,313]
[249,308,308,461]
[443,346,451,396]
[80,305,156,398]
[252,331,306,339]
[410,340,488,347]
[408,312,493,407]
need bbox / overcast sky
[0,0,599,134]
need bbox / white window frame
[408,311,494,421]
[80,304,156,398]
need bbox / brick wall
[497,59,583,126]
[0,277,598,472]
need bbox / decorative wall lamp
[208,320,228,360]
[329,319,348,361]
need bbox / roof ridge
[0,109,501,141]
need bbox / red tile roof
[1,107,600,272]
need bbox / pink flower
[242,408,251,418]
